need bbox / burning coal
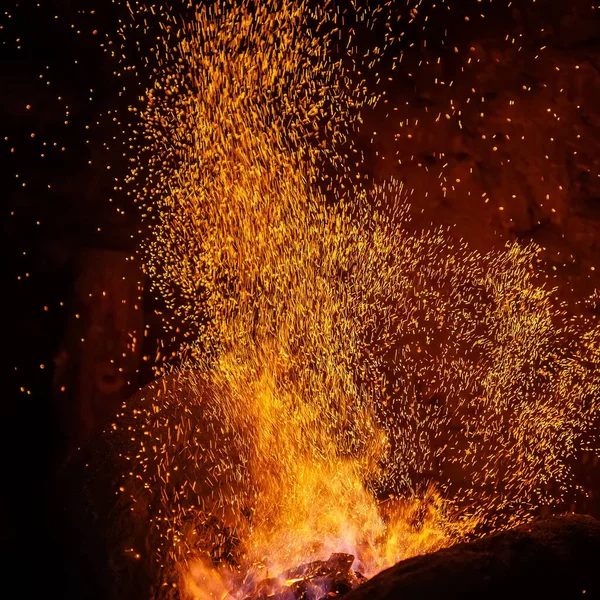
[107,1,600,598]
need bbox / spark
[35,0,600,598]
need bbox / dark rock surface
[344,515,600,600]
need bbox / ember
[243,554,365,600]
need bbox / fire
[107,1,600,598]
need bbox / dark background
[1,1,599,598]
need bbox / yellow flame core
[113,1,600,598]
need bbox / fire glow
[108,2,600,599]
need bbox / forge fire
[4,1,600,600]
[103,1,600,598]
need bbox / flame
[166,342,463,598]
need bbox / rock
[559,13,600,48]
[53,249,145,454]
[343,515,600,600]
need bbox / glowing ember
[101,1,600,599]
